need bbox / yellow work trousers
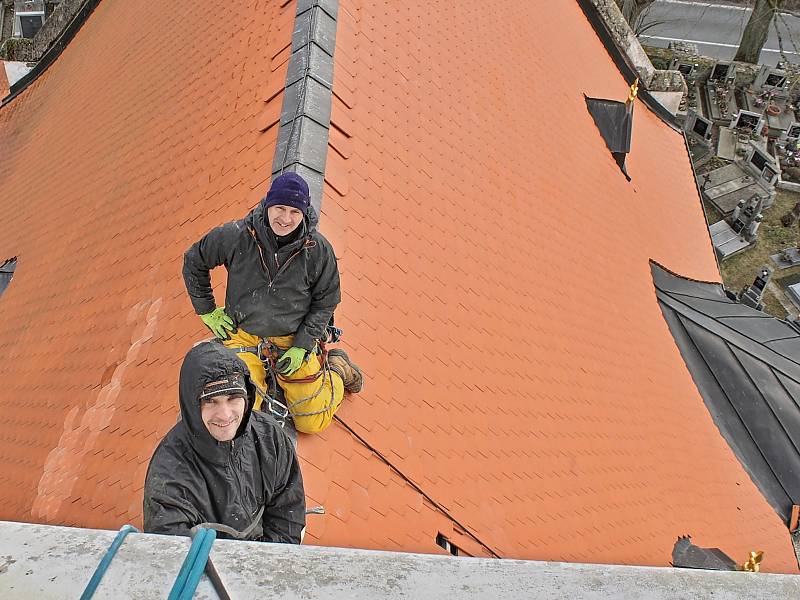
[223,329,344,434]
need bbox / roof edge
[1,0,102,108]
[5,521,800,592]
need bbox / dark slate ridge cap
[2,0,102,108]
[576,0,680,132]
[659,291,800,377]
[297,0,338,22]
[652,264,800,376]
[272,1,339,212]
[652,260,800,345]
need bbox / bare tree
[734,0,784,63]
[614,0,656,30]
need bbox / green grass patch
[715,190,800,318]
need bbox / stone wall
[588,0,685,94]
[1,2,13,42]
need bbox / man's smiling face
[200,385,245,442]
[267,204,304,236]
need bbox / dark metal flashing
[576,0,680,131]
[0,257,16,297]
[1,0,102,108]
[585,96,632,154]
[584,95,633,180]
[652,261,800,525]
[271,0,339,215]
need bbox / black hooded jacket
[143,342,305,541]
[182,203,340,352]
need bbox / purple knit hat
[263,172,311,212]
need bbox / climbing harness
[229,324,342,427]
[79,525,139,600]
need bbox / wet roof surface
[0,0,797,572]
[653,261,800,525]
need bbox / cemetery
[650,42,800,319]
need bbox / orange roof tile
[0,64,9,98]
[0,0,797,574]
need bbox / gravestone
[684,110,713,146]
[754,65,789,92]
[738,265,772,311]
[710,195,764,260]
[706,62,738,124]
[745,214,763,242]
[732,110,763,134]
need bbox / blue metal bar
[178,529,217,600]
[168,529,209,600]
[79,524,139,600]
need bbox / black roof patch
[585,95,633,181]
[0,258,16,297]
[652,261,800,524]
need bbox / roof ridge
[269,0,339,213]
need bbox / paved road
[639,0,800,66]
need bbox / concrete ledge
[1,521,799,599]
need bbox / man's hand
[199,307,235,339]
[277,347,307,376]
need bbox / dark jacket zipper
[248,227,308,291]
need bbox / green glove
[278,347,307,376]
[199,307,235,339]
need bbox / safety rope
[282,359,338,417]
[79,525,139,600]
[168,527,217,600]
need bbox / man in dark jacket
[143,341,305,542]
[182,172,362,434]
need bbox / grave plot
[743,66,797,138]
[709,195,765,261]
[704,62,738,125]
[698,142,778,216]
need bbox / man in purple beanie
[182,172,362,434]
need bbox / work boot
[327,349,363,393]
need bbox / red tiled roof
[0,0,796,572]
[0,64,8,98]
[307,0,797,569]
[0,0,296,524]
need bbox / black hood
[178,341,257,464]
[245,201,318,253]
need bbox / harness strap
[228,345,261,355]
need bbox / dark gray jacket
[143,342,305,542]
[183,203,340,351]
